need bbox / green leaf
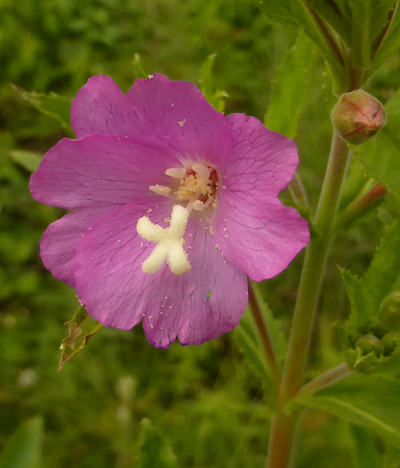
[363,220,400,313]
[256,0,315,33]
[198,54,228,112]
[12,85,72,132]
[138,419,178,468]
[58,306,103,370]
[234,283,286,380]
[265,33,316,138]
[0,417,43,468]
[9,150,41,173]
[305,0,352,46]
[339,267,374,328]
[374,9,400,67]
[354,87,400,200]
[256,0,349,90]
[233,307,267,379]
[252,283,287,363]
[340,222,400,371]
[294,373,400,449]
[346,0,396,68]
[306,1,396,68]
[352,425,380,468]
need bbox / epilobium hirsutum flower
[30,74,309,348]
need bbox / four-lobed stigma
[137,162,219,275]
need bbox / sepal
[58,306,103,370]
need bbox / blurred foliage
[1,0,400,467]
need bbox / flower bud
[331,89,386,144]
[378,291,400,330]
[355,334,383,356]
[381,331,399,355]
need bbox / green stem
[288,172,310,210]
[336,183,386,230]
[248,280,281,389]
[266,130,350,468]
[296,362,354,398]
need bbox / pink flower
[30,74,309,348]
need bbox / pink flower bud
[331,89,386,144]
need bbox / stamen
[192,200,207,211]
[165,167,186,179]
[192,163,210,180]
[149,185,171,197]
[137,204,191,275]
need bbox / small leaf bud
[331,89,386,144]
[355,334,383,356]
[379,291,400,330]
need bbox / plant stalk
[248,280,281,389]
[266,130,350,468]
[336,184,386,230]
[296,362,354,398]
[288,172,310,210]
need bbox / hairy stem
[248,280,281,389]
[266,130,350,468]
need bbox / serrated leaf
[354,87,400,200]
[0,417,43,468]
[138,419,178,468]
[294,373,400,449]
[265,33,315,138]
[12,85,72,131]
[339,267,374,328]
[58,306,103,370]
[363,220,400,313]
[10,150,41,173]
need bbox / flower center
[136,162,219,276]
[150,162,219,212]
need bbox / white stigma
[136,204,191,275]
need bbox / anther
[149,185,171,197]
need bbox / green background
[1,1,400,466]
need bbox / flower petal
[75,201,248,347]
[143,220,248,347]
[30,135,179,209]
[70,75,141,138]
[40,208,106,287]
[127,74,232,167]
[216,193,309,281]
[222,113,300,197]
[214,112,310,281]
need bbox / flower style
[30,74,309,348]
